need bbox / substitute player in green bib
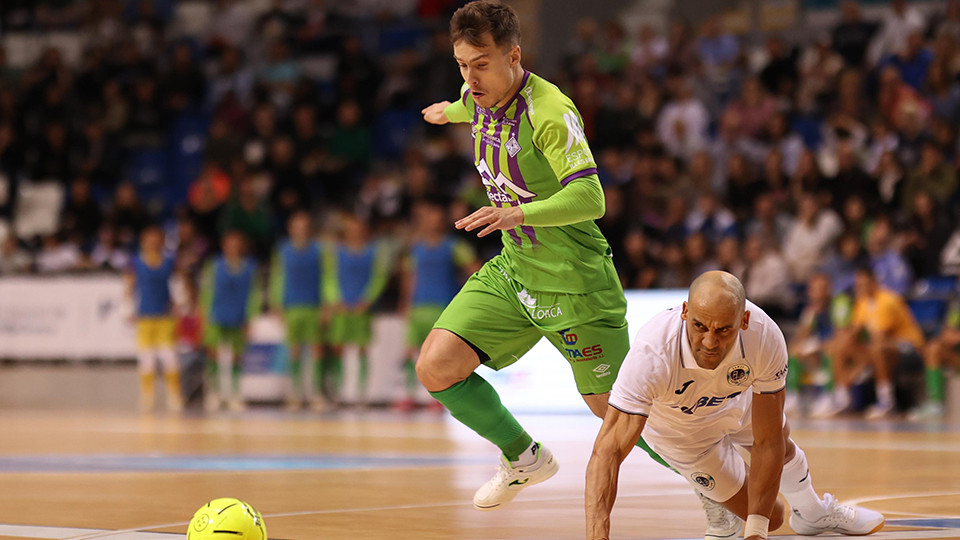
[418,0,630,511]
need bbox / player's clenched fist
[421,101,452,125]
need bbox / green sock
[206,359,219,393]
[787,355,802,392]
[926,367,945,403]
[290,358,302,394]
[232,361,242,394]
[430,373,532,461]
[635,436,677,473]
[821,354,835,391]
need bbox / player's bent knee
[415,335,478,392]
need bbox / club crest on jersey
[727,363,751,386]
[505,136,521,157]
[692,472,716,491]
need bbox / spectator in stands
[829,138,879,214]
[684,231,719,280]
[742,232,794,318]
[880,30,933,91]
[798,33,844,107]
[744,191,794,246]
[73,118,123,193]
[819,231,867,296]
[90,222,130,272]
[618,228,659,290]
[324,100,371,202]
[783,192,844,282]
[35,231,81,274]
[259,39,301,110]
[656,75,709,160]
[903,190,953,278]
[902,139,957,213]
[108,182,149,248]
[832,0,878,67]
[162,42,206,112]
[911,275,960,420]
[0,233,31,274]
[726,76,778,140]
[869,0,927,67]
[868,217,913,296]
[715,235,746,280]
[685,192,738,244]
[208,45,254,110]
[28,121,72,182]
[220,175,273,261]
[874,150,907,212]
[821,265,925,419]
[125,76,166,149]
[61,177,102,247]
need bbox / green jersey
[443,71,617,295]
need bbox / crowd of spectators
[0,0,959,322]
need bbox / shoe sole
[473,454,559,511]
[792,518,885,536]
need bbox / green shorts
[204,324,245,352]
[433,255,629,395]
[285,306,321,346]
[328,311,372,346]
[407,305,446,348]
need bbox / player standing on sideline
[201,230,261,412]
[418,2,732,524]
[397,197,481,411]
[322,213,391,404]
[270,211,327,411]
[126,226,183,413]
[586,271,885,540]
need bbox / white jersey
[609,301,787,450]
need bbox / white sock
[876,381,894,406]
[137,350,157,374]
[835,387,850,409]
[780,446,825,519]
[217,344,233,398]
[511,441,539,467]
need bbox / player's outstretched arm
[585,405,647,540]
[421,101,452,125]
[746,389,786,540]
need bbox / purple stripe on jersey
[508,97,531,204]
[560,167,599,187]
[493,71,531,121]
[493,199,523,246]
[520,225,537,245]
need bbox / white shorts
[643,404,785,503]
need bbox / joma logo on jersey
[675,391,742,415]
[563,111,587,152]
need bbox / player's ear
[680,302,688,320]
[741,310,750,330]
[507,44,521,66]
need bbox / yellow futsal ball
[187,498,267,540]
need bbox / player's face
[223,234,244,258]
[140,229,163,253]
[289,214,311,241]
[681,300,750,369]
[453,33,521,109]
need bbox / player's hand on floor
[456,206,524,237]
[421,101,451,124]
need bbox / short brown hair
[450,1,521,49]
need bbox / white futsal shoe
[473,442,558,510]
[698,491,743,540]
[789,493,884,535]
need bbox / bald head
[682,271,749,369]
[689,271,746,314]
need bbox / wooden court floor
[0,409,957,540]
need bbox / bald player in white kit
[585,271,884,540]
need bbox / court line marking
[63,489,696,539]
[845,491,960,506]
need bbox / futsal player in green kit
[418,3,741,534]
